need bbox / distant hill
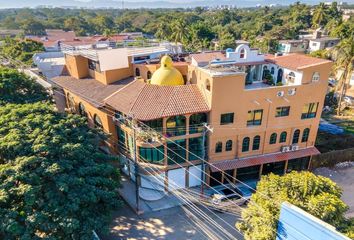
[0,0,348,9]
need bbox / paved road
[100,203,244,240]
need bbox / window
[301,103,319,119]
[292,129,300,144]
[271,67,275,74]
[220,113,234,125]
[240,48,245,59]
[147,71,152,79]
[226,140,233,151]
[215,142,222,153]
[269,133,277,144]
[302,128,310,142]
[287,72,295,84]
[247,110,263,126]
[252,135,261,150]
[135,68,140,76]
[312,72,320,82]
[312,42,317,46]
[66,93,75,111]
[189,113,207,134]
[116,125,126,152]
[139,146,164,165]
[78,103,87,117]
[275,106,290,117]
[167,139,186,165]
[93,114,103,129]
[242,137,250,152]
[166,115,186,136]
[280,131,287,143]
[189,137,204,160]
[143,119,163,132]
[205,79,211,91]
[88,59,101,72]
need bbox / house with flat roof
[51,44,332,193]
[278,40,308,54]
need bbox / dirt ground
[314,163,354,218]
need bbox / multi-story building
[52,44,332,193]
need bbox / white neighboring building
[278,40,308,54]
[32,52,65,79]
[308,37,340,52]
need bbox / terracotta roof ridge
[128,82,148,117]
[160,85,177,117]
[297,59,332,70]
[103,78,142,102]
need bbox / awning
[209,147,320,172]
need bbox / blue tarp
[319,123,344,135]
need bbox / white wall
[168,168,186,191]
[188,165,202,187]
[283,68,303,85]
[226,44,264,63]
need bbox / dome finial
[150,55,184,86]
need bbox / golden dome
[150,56,184,86]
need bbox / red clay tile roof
[265,54,332,71]
[209,147,320,172]
[190,52,226,64]
[104,80,210,120]
[52,76,134,107]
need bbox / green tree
[312,3,328,28]
[91,15,115,34]
[0,67,48,105]
[331,38,354,115]
[171,18,189,45]
[237,172,348,240]
[0,38,44,65]
[0,102,120,239]
[21,19,46,36]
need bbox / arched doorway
[277,69,283,83]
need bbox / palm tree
[312,3,328,28]
[171,18,188,45]
[331,38,354,115]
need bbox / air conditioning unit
[291,145,299,151]
[288,88,296,96]
[281,146,290,152]
[277,91,285,97]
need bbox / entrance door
[262,161,286,176]
[277,69,283,83]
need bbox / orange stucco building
[52,45,332,191]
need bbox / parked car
[328,78,336,87]
[208,184,253,207]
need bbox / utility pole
[132,120,140,214]
[201,123,213,196]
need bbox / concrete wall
[65,54,89,79]
[277,202,350,240]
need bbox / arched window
[292,129,300,144]
[312,72,320,82]
[135,68,140,77]
[252,135,261,150]
[280,131,287,143]
[242,137,250,152]
[262,66,268,79]
[78,102,87,117]
[205,79,211,91]
[93,114,103,129]
[147,71,152,79]
[166,115,186,136]
[215,142,222,153]
[226,140,233,151]
[240,48,246,59]
[66,92,75,111]
[287,72,296,84]
[269,133,277,144]
[302,128,310,142]
[271,67,275,74]
[189,113,207,134]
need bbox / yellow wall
[63,89,118,153]
[194,62,332,162]
[65,54,89,79]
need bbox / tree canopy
[0,38,44,65]
[237,171,351,240]
[0,68,121,239]
[0,67,48,105]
